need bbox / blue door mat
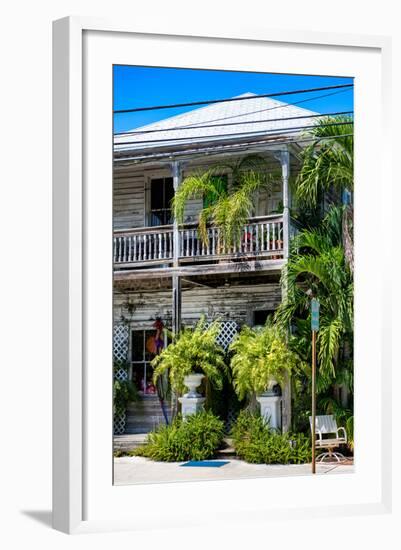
[180,460,230,468]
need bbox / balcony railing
[114,214,285,267]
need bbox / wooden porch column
[276,148,292,432]
[277,148,290,260]
[171,160,182,334]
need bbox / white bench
[309,414,347,463]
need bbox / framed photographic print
[52,17,392,534]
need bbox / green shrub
[231,410,311,465]
[134,411,225,462]
[113,378,138,415]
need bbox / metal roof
[114,93,318,154]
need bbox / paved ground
[114,456,354,485]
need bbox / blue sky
[113,66,353,134]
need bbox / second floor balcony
[113,214,292,270]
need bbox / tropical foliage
[229,322,305,401]
[274,202,353,446]
[275,206,353,390]
[113,379,138,415]
[172,155,277,251]
[294,115,354,271]
[134,411,225,462]
[295,116,353,208]
[231,410,311,464]
[152,317,227,395]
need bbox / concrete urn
[183,373,204,397]
[256,378,282,430]
[179,373,206,418]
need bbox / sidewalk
[114,456,354,485]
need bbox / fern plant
[229,322,304,401]
[172,155,277,252]
[152,317,227,395]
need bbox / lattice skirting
[113,324,129,363]
[114,367,128,382]
[225,402,240,433]
[114,410,126,435]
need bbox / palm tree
[275,206,353,392]
[295,116,353,206]
[172,155,277,252]
[294,116,354,271]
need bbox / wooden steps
[217,437,236,457]
[125,394,171,434]
[114,433,148,452]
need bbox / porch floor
[113,456,354,485]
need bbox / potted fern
[229,322,303,429]
[151,317,227,415]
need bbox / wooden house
[113,93,317,434]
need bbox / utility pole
[311,297,320,474]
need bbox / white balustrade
[113,228,174,264]
[113,216,284,265]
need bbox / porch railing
[114,214,284,266]
[114,225,174,264]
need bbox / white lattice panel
[113,410,126,435]
[114,368,128,382]
[113,323,129,362]
[225,402,239,432]
[213,320,238,350]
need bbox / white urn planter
[178,373,206,418]
[256,379,282,430]
[183,373,204,397]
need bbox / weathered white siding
[113,165,145,229]
[114,282,282,328]
[113,164,202,229]
[114,149,299,229]
[113,152,296,230]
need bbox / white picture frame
[52,16,392,534]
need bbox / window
[150,177,174,226]
[131,329,158,394]
[253,309,275,326]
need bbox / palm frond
[317,317,342,377]
[172,170,224,223]
[295,116,353,208]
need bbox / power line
[113,83,353,114]
[114,133,354,164]
[114,120,354,147]
[186,90,352,127]
[142,87,353,133]
[114,110,353,137]
[114,88,353,136]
